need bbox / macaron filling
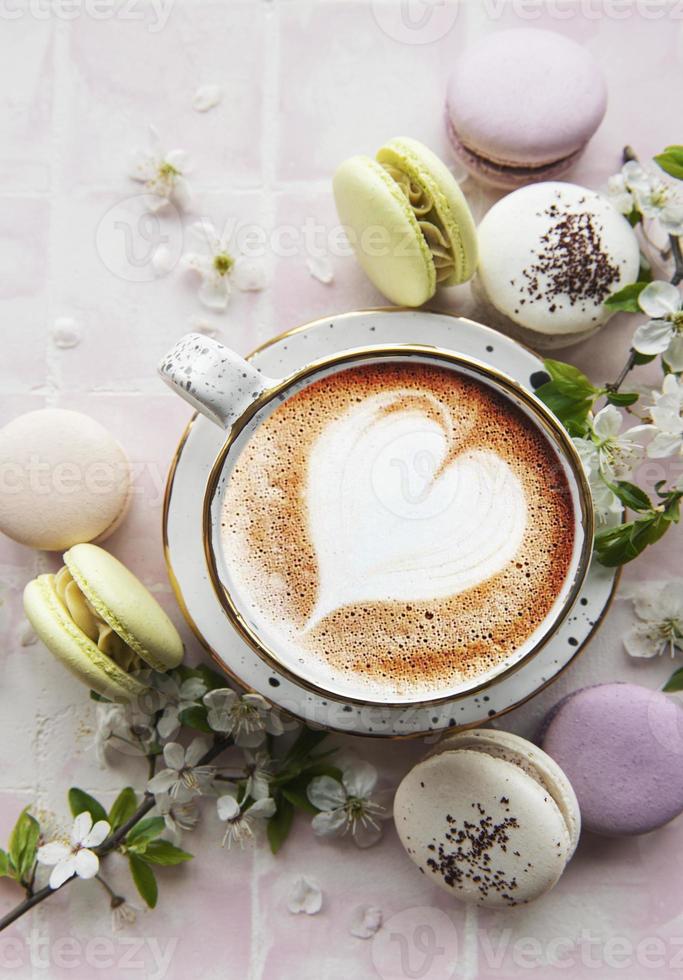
[380,163,455,282]
[54,566,143,674]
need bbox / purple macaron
[541,683,683,837]
[445,29,607,190]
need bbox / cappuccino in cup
[216,358,578,702]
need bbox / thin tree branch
[0,736,232,933]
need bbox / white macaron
[475,182,639,349]
[394,728,580,908]
[0,409,131,551]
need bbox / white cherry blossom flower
[624,581,683,659]
[574,405,649,481]
[154,673,207,741]
[243,748,273,800]
[111,897,142,932]
[128,125,191,211]
[615,160,683,234]
[147,738,215,802]
[606,171,636,215]
[216,789,276,848]
[307,760,393,848]
[633,281,683,372]
[183,221,266,310]
[154,793,200,844]
[288,876,323,915]
[203,688,284,747]
[93,702,155,765]
[572,438,622,524]
[37,812,110,890]
[646,373,683,458]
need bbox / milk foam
[305,391,527,627]
[218,360,576,701]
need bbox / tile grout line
[249,4,280,979]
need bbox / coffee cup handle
[158,333,277,429]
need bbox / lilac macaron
[445,29,607,190]
[541,683,683,837]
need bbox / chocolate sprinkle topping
[521,198,621,307]
[426,811,521,904]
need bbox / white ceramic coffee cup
[159,333,593,706]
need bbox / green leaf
[535,359,600,433]
[663,667,683,693]
[284,727,329,766]
[654,146,683,181]
[8,809,40,884]
[128,854,158,908]
[89,690,110,702]
[606,391,639,407]
[267,798,295,855]
[68,788,108,825]
[606,481,652,512]
[633,351,657,366]
[143,841,193,866]
[604,282,649,313]
[594,510,672,567]
[108,788,138,831]
[0,849,10,877]
[637,255,653,283]
[178,705,213,734]
[126,816,165,849]
[626,206,642,227]
[543,359,598,392]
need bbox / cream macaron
[475,182,640,349]
[24,543,184,701]
[0,409,131,551]
[394,729,580,908]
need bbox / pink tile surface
[1,3,683,978]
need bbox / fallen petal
[288,876,323,915]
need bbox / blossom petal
[342,761,378,800]
[217,795,240,821]
[199,276,231,311]
[49,858,76,890]
[647,432,683,458]
[311,809,347,837]
[163,742,185,772]
[156,706,181,741]
[147,769,178,794]
[633,319,676,356]
[352,820,383,849]
[307,775,346,811]
[665,334,683,373]
[624,625,660,659]
[638,281,681,318]
[248,797,276,820]
[203,688,237,710]
[83,820,110,849]
[71,812,93,846]
[288,876,323,915]
[37,842,71,867]
[185,737,210,768]
[73,848,99,880]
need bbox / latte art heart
[220,361,575,701]
[304,392,527,629]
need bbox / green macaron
[24,543,184,702]
[333,137,478,307]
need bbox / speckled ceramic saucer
[162,309,619,738]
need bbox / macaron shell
[376,137,478,285]
[24,575,146,702]
[0,409,131,551]
[333,155,436,306]
[476,182,640,338]
[445,113,584,192]
[446,29,606,169]
[430,729,580,855]
[542,683,683,836]
[395,748,571,907]
[64,543,184,671]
